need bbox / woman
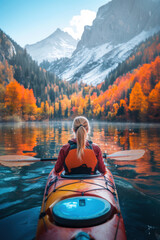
[55,116,106,175]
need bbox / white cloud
[63,10,96,40]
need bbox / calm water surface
[0,121,160,240]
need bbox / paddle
[0,149,145,167]
[107,149,145,161]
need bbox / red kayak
[36,167,127,240]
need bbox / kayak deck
[36,168,127,240]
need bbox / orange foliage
[90,56,160,120]
[5,80,37,118]
[1,40,160,122]
[5,80,23,114]
[149,81,160,119]
[129,82,148,114]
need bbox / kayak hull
[36,168,127,240]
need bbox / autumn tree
[129,82,148,121]
[5,80,23,115]
[117,99,128,120]
[39,101,49,119]
[148,81,160,120]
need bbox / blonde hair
[72,116,90,159]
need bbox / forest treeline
[0,30,80,106]
[0,30,160,122]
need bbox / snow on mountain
[48,27,160,86]
[25,28,78,64]
[42,0,160,86]
[76,0,160,50]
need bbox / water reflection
[0,121,160,197]
[0,121,72,157]
[0,121,160,239]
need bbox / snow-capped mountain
[25,28,78,63]
[47,28,160,85]
[43,0,160,85]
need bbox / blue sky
[0,0,111,47]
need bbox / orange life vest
[64,140,98,174]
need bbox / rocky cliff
[43,0,160,85]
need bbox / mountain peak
[51,28,66,37]
[55,28,62,33]
[25,28,78,63]
[45,28,72,41]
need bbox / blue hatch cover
[52,196,112,227]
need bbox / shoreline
[0,119,160,126]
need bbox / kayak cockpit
[61,170,102,179]
[52,196,113,227]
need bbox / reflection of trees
[108,127,160,186]
[0,122,73,158]
[90,125,122,155]
[0,125,37,156]
[0,122,159,177]
[90,125,160,178]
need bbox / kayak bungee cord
[45,175,117,202]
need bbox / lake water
[0,121,160,240]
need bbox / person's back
[55,116,106,175]
[64,139,98,174]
